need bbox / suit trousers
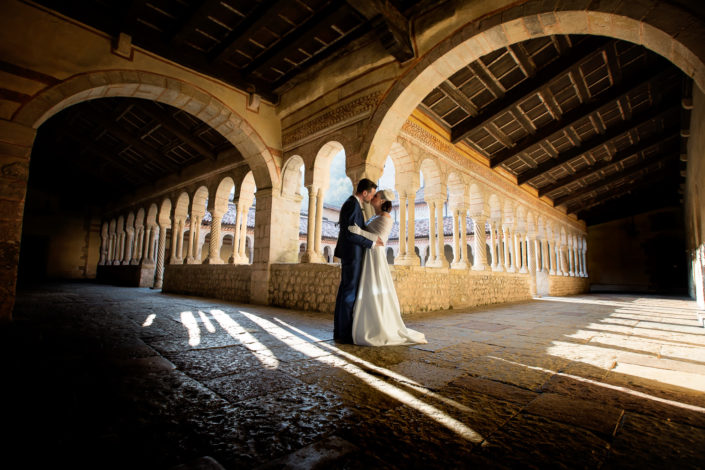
[333,258,363,342]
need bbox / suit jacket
[334,195,374,261]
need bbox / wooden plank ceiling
[420,35,688,224]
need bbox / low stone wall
[163,264,252,303]
[269,263,534,314]
[548,274,590,296]
[97,264,155,287]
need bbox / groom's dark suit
[333,195,374,342]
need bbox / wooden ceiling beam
[570,164,679,215]
[554,152,677,207]
[172,0,228,46]
[451,36,610,144]
[516,98,679,185]
[538,130,679,197]
[64,133,149,186]
[345,0,415,63]
[138,103,217,160]
[489,66,673,168]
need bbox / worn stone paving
[4,283,705,469]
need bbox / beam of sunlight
[142,314,156,327]
[198,310,216,333]
[180,311,200,347]
[258,315,483,439]
[209,309,279,370]
[488,356,705,414]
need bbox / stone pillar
[521,235,529,273]
[107,235,115,264]
[143,226,153,265]
[302,185,317,262]
[503,226,512,272]
[534,238,542,272]
[170,219,181,264]
[427,201,436,265]
[451,209,460,268]
[582,242,588,277]
[513,231,522,273]
[553,237,562,275]
[435,200,447,267]
[122,228,134,265]
[238,208,249,262]
[233,204,243,263]
[153,225,168,289]
[397,195,407,257]
[471,215,488,271]
[113,230,124,265]
[131,227,142,265]
[184,217,195,263]
[567,237,575,276]
[315,187,324,256]
[205,212,224,264]
[98,229,108,266]
[149,226,159,264]
[527,236,536,275]
[460,210,469,267]
[408,198,418,264]
[489,222,499,271]
[192,216,203,263]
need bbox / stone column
[170,220,180,264]
[113,230,124,265]
[131,227,142,265]
[460,210,469,267]
[513,231,522,273]
[503,226,512,272]
[489,222,499,271]
[98,229,108,265]
[521,235,529,273]
[142,226,153,264]
[233,204,243,263]
[582,243,588,277]
[314,187,324,257]
[238,208,249,262]
[553,237,562,275]
[302,185,317,263]
[408,198,418,264]
[184,217,195,263]
[427,201,436,266]
[527,236,536,275]
[122,228,134,265]
[534,238,542,272]
[205,212,224,264]
[149,226,159,264]
[397,195,407,257]
[471,215,488,270]
[451,209,460,267]
[107,235,114,264]
[190,215,202,263]
[435,200,447,266]
[153,225,168,289]
[567,237,575,276]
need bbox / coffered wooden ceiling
[420,34,688,224]
[36,0,429,99]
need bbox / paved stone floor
[4,283,705,469]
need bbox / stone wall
[548,275,590,297]
[163,264,252,303]
[270,263,534,315]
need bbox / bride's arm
[347,224,378,241]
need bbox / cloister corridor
[5,283,704,469]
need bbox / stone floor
[4,283,705,469]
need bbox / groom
[333,178,382,343]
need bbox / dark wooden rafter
[243,2,357,77]
[489,66,673,169]
[210,0,291,64]
[138,103,217,160]
[451,36,610,144]
[345,0,415,63]
[571,162,679,215]
[118,0,146,37]
[554,151,678,207]
[516,98,679,185]
[538,130,679,197]
[171,0,229,46]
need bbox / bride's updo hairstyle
[378,189,395,213]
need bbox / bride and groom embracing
[333,178,427,346]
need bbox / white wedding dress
[351,214,427,346]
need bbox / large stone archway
[362,4,705,168]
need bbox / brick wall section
[548,275,590,296]
[163,264,252,303]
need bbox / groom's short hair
[356,178,377,194]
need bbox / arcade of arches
[2,0,705,323]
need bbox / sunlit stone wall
[163,265,252,303]
[548,275,590,297]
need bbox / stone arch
[13,71,278,190]
[419,157,444,199]
[388,141,418,194]
[213,177,234,215]
[361,3,705,168]
[447,171,468,208]
[311,141,344,189]
[468,182,484,216]
[281,155,305,198]
[503,200,514,227]
[488,194,502,221]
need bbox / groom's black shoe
[334,336,354,344]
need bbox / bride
[348,189,427,346]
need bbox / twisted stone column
[153,225,168,289]
[205,212,224,264]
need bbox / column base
[450,261,469,270]
[491,264,504,272]
[232,255,250,265]
[506,266,516,273]
[549,269,556,275]
[169,257,180,265]
[519,267,528,273]
[152,280,163,289]
[568,271,575,276]
[203,257,224,265]
[300,252,326,263]
[426,259,448,268]
[472,265,487,271]
[394,254,420,266]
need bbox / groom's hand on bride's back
[375,237,384,246]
